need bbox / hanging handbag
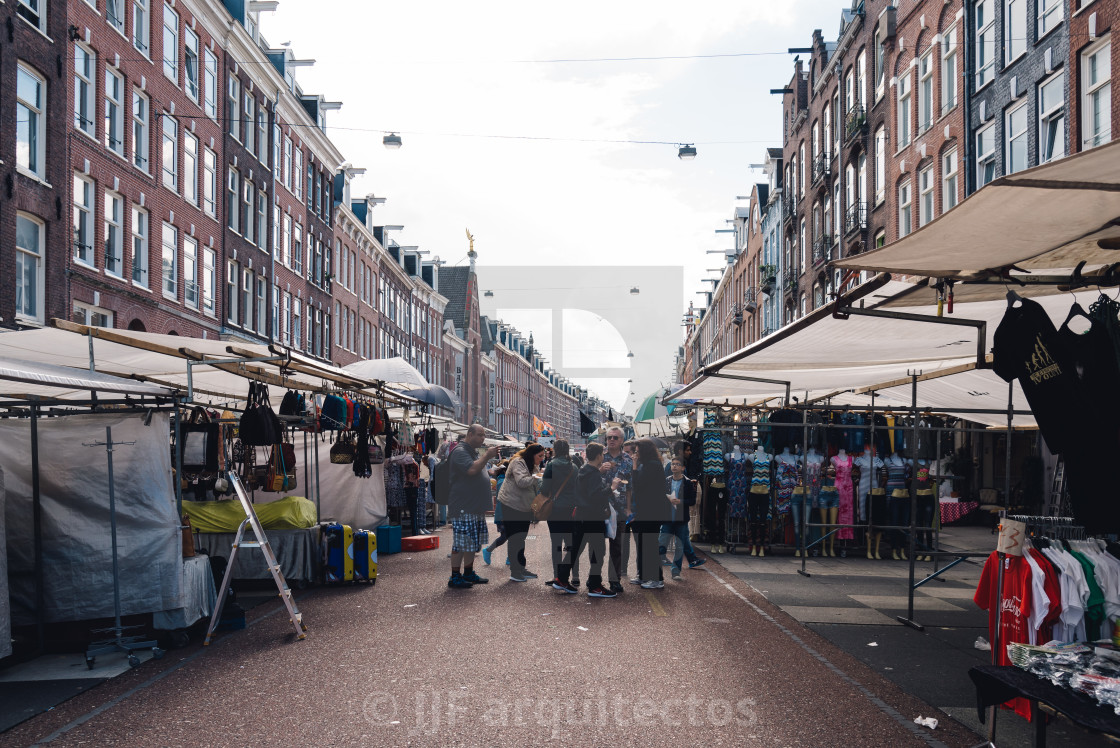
[330,432,356,464]
[264,443,298,492]
[239,382,281,446]
[279,389,301,416]
[321,394,347,431]
[531,464,574,522]
[367,442,385,465]
[180,406,219,471]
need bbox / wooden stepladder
[204,470,307,644]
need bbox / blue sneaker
[505,557,510,566]
[688,558,707,569]
[482,548,492,565]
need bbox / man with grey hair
[602,426,634,594]
[447,424,500,588]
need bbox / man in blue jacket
[661,456,706,579]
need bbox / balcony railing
[844,105,867,140]
[812,153,831,184]
[812,235,833,267]
[743,287,757,312]
[844,202,867,235]
[783,270,799,294]
[784,201,798,225]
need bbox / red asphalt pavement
[1,526,982,747]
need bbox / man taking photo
[448,424,500,589]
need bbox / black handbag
[239,382,282,446]
[330,432,356,464]
[180,406,219,471]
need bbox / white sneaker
[641,580,665,589]
[509,575,527,582]
[629,577,642,585]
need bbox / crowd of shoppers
[444,429,705,597]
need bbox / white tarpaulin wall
[832,139,1120,277]
[256,449,388,530]
[1,412,180,625]
[0,465,9,658]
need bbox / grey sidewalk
[700,526,1113,747]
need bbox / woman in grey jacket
[496,443,545,582]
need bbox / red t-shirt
[974,551,1035,720]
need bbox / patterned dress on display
[727,455,749,518]
[806,458,823,507]
[833,454,855,540]
[775,458,799,516]
[703,410,724,476]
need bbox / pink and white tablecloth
[940,501,979,525]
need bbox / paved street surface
[0,524,1108,747]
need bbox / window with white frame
[17,0,45,33]
[293,298,302,349]
[183,131,198,205]
[202,247,215,315]
[283,136,293,189]
[202,148,216,217]
[273,205,281,258]
[1082,37,1112,149]
[244,94,255,153]
[257,277,267,333]
[243,181,255,244]
[898,180,913,238]
[1039,71,1066,164]
[856,50,866,108]
[897,68,912,147]
[307,164,314,206]
[975,0,996,89]
[227,168,240,232]
[918,49,934,134]
[294,147,303,201]
[257,191,267,248]
[74,46,96,137]
[293,222,303,273]
[874,127,886,203]
[844,69,855,113]
[256,105,268,163]
[104,192,124,277]
[942,148,959,212]
[1006,0,1026,63]
[133,0,150,55]
[942,25,959,115]
[162,4,179,82]
[226,261,238,323]
[282,292,291,344]
[976,123,997,187]
[132,89,150,171]
[918,165,934,227]
[184,27,199,102]
[72,301,114,328]
[131,205,148,286]
[228,74,240,141]
[799,143,806,198]
[875,26,886,99]
[106,0,124,33]
[184,235,199,308]
[273,124,282,172]
[203,49,217,118]
[1038,0,1063,38]
[15,214,44,322]
[162,222,177,298]
[811,121,820,163]
[162,114,178,190]
[105,68,125,156]
[241,269,252,328]
[799,219,806,269]
[822,105,831,158]
[1006,101,1029,174]
[73,175,95,265]
[272,284,280,340]
[282,214,292,266]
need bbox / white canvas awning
[673,275,1097,424]
[832,139,1120,278]
[0,357,174,400]
[0,322,412,405]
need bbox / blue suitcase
[353,529,378,583]
[322,523,354,583]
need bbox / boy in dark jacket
[661,457,706,579]
[574,443,621,598]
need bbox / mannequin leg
[827,507,838,556]
[873,532,882,560]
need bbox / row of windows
[975,0,1066,90]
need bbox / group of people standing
[444,424,705,597]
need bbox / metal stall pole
[173,401,183,517]
[30,405,44,652]
[899,373,923,631]
[798,404,810,578]
[313,402,322,522]
[933,419,943,577]
[1004,381,1014,512]
[867,392,877,555]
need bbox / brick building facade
[1068,0,1115,155]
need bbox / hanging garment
[854,453,883,522]
[768,408,802,453]
[385,462,407,507]
[805,457,824,508]
[884,459,909,493]
[974,551,1035,721]
[871,413,891,457]
[750,453,772,493]
[703,411,724,476]
[839,412,865,453]
[726,455,749,518]
[775,458,799,516]
[832,454,854,540]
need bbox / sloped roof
[757,184,770,206]
[440,266,471,332]
[766,147,783,160]
[479,316,497,353]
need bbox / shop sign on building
[454,354,464,401]
[488,373,496,427]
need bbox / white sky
[261,0,846,411]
